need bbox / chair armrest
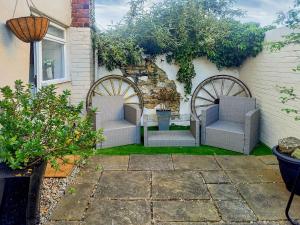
[201,105,219,144]
[124,104,141,125]
[94,111,103,130]
[190,113,200,145]
[201,105,219,126]
[143,114,149,146]
[244,109,260,155]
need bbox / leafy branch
[95,0,266,97]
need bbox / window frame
[35,22,69,88]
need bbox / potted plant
[0,80,104,225]
[156,87,179,130]
[273,86,300,195]
[6,1,49,43]
[273,137,300,194]
[43,59,55,80]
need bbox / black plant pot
[273,146,300,195]
[156,110,171,131]
[0,160,47,225]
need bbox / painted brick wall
[69,27,93,106]
[239,27,300,147]
[71,0,90,27]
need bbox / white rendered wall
[239,27,300,147]
[97,55,239,115]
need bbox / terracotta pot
[6,16,49,43]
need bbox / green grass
[96,142,272,156]
[96,125,272,156]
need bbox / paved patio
[47,155,300,225]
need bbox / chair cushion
[99,120,138,148]
[92,96,124,121]
[219,96,256,123]
[102,120,136,131]
[206,120,245,153]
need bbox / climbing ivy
[94,0,267,96]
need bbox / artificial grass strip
[97,125,272,156]
[250,142,273,156]
[96,142,272,156]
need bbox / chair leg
[285,168,300,225]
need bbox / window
[36,23,68,86]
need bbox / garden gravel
[38,166,80,225]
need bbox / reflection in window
[42,40,65,81]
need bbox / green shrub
[0,80,105,170]
[95,0,267,96]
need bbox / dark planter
[156,110,171,130]
[273,146,300,195]
[0,160,47,225]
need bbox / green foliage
[278,86,300,121]
[68,187,76,194]
[0,80,105,170]
[95,142,271,156]
[94,34,143,71]
[292,149,300,159]
[95,0,266,96]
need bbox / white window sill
[41,78,71,86]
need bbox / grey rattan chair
[201,96,260,154]
[93,96,141,148]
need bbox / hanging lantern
[6,16,49,43]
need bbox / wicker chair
[201,96,260,154]
[93,96,141,148]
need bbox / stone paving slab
[208,223,281,225]
[156,223,207,225]
[49,155,300,225]
[46,222,81,225]
[50,182,95,221]
[129,155,174,170]
[156,223,282,225]
[201,171,231,184]
[84,200,151,225]
[156,223,281,225]
[216,156,269,170]
[216,200,257,222]
[75,159,103,185]
[153,200,220,222]
[152,171,210,200]
[172,156,221,170]
[237,183,300,220]
[96,171,151,199]
[226,169,283,184]
[257,156,278,165]
[208,184,241,200]
[91,155,129,170]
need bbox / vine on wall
[94,0,268,96]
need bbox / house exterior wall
[69,0,93,106]
[0,0,93,107]
[69,27,93,105]
[0,0,72,88]
[239,27,300,147]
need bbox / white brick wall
[69,27,94,106]
[239,27,300,147]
